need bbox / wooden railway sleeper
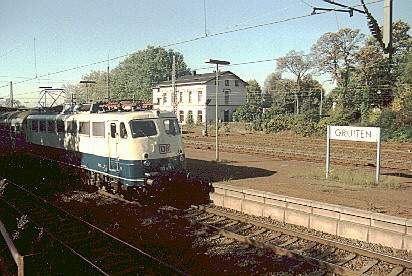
[335,253,357,266]
[313,247,336,261]
[356,259,379,274]
[247,228,267,238]
[278,237,299,248]
[59,231,93,243]
[387,266,405,276]
[222,221,240,229]
[262,232,282,243]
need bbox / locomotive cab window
[79,121,90,136]
[47,121,55,132]
[56,120,65,133]
[31,120,39,132]
[120,122,128,139]
[129,120,157,138]
[39,121,47,132]
[92,122,105,137]
[67,121,77,134]
[110,123,116,138]
[163,119,180,136]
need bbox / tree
[63,70,109,103]
[246,79,262,105]
[111,46,189,101]
[311,28,364,107]
[277,50,313,113]
[0,98,24,108]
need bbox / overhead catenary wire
[0,0,384,96]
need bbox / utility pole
[9,81,13,108]
[172,55,177,114]
[295,92,299,114]
[205,59,230,162]
[33,37,38,78]
[383,0,393,59]
[107,54,110,101]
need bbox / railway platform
[185,147,412,219]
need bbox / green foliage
[252,112,319,137]
[246,79,262,104]
[111,46,189,101]
[232,103,261,122]
[63,46,189,104]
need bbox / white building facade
[152,71,247,124]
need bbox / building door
[108,121,119,174]
[223,110,230,122]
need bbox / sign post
[326,125,331,179]
[376,129,381,184]
[326,125,381,184]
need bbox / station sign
[329,126,380,143]
[326,125,381,184]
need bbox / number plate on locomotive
[159,144,171,154]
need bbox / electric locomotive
[0,102,190,198]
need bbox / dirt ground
[185,147,412,219]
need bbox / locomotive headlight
[143,160,151,167]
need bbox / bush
[251,114,318,137]
[376,109,397,129]
[233,103,261,122]
[317,107,353,135]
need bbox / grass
[292,166,402,189]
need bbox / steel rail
[185,136,412,155]
[192,213,357,275]
[202,206,412,270]
[0,179,188,275]
[0,220,24,276]
[184,140,411,171]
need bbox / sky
[0,0,411,106]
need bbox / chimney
[192,70,197,76]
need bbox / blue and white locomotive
[0,103,188,197]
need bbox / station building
[152,71,247,124]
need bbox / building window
[198,91,202,103]
[224,110,230,122]
[197,110,203,123]
[92,122,105,137]
[188,91,192,103]
[157,98,161,105]
[179,111,184,123]
[235,80,239,87]
[163,93,167,104]
[224,90,230,105]
[225,80,229,86]
[187,110,193,123]
[179,91,183,103]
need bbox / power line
[0,0,385,100]
[298,0,314,8]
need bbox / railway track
[185,205,412,275]
[0,179,186,275]
[184,139,412,172]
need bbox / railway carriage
[0,104,188,197]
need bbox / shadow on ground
[186,158,276,183]
[382,172,412,179]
